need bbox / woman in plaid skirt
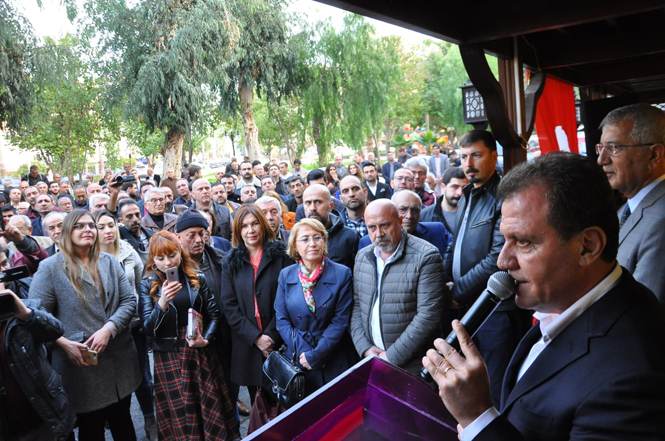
[139,230,239,440]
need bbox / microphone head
[487,271,515,300]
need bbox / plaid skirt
[154,327,240,441]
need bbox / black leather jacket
[0,300,76,440]
[444,172,508,307]
[139,272,220,352]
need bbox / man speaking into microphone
[423,152,665,440]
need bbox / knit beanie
[176,210,208,233]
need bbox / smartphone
[165,267,178,283]
[80,348,98,366]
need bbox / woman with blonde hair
[139,230,239,440]
[275,218,358,400]
[94,210,157,440]
[29,209,140,440]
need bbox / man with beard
[174,178,193,207]
[211,181,239,213]
[73,185,88,209]
[118,198,153,264]
[187,178,231,239]
[421,167,468,235]
[158,186,187,215]
[175,210,241,416]
[302,184,358,270]
[363,162,392,201]
[285,176,306,212]
[390,168,416,193]
[358,190,450,258]
[20,165,49,186]
[350,199,444,375]
[444,130,529,407]
[141,188,177,233]
[405,157,436,207]
[234,161,262,197]
[256,196,289,244]
[20,186,41,221]
[267,164,288,197]
[48,181,60,197]
[339,175,368,237]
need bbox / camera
[114,175,136,184]
[0,265,29,321]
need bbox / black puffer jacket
[1,299,76,440]
[139,272,220,352]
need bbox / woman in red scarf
[275,219,359,400]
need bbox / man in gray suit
[428,144,450,194]
[598,103,665,305]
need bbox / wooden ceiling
[315,0,665,101]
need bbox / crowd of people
[1,102,665,441]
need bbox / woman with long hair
[275,219,358,401]
[94,210,157,440]
[347,163,364,182]
[29,209,141,440]
[220,204,293,404]
[139,231,239,440]
[325,164,341,197]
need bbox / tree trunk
[239,78,260,162]
[164,127,186,178]
[313,117,326,167]
[372,130,383,169]
[384,118,392,152]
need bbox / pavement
[98,353,253,440]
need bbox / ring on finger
[443,366,453,375]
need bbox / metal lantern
[461,79,488,130]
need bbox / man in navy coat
[423,152,665,441]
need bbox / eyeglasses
[394,176,414,183]
[297,235,324,244]
[595,142,655,155]
[397,206,421,215]
[73,222,97,231]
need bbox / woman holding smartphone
[139,229,239,440]
[28,209,140,441]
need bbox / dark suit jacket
[381,161,402,185]
[31,216,45,236]
[365,181,392,201]
[476,269,665,441]
[274,259,358,391]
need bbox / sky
[19,0,435,46]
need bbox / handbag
[262,329,306,408]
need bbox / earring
[151,264,158,271]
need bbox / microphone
[421,271,515,382]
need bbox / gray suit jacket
[428,154,450,178]
[28,253,141,413]
[141,212,178,234]
[617,178,665,305]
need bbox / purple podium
[246,356,458,440]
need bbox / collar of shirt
[628,173,665,212]
[533,263,622,343]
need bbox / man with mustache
[339,175,369,237]
[444,130,529,407]
[350,199,445,375]
[421,166,468,235]
[141,188,178,234]
[405,157,436,207]
[118,198,153,264]
[302,184,359,270]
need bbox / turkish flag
[533,75,578,154]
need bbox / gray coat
[28,252,141,414]
[351,232,445,374]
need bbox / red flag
[534,75,578,154]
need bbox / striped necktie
[619,204,631,228]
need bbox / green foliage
[9,36,107,182]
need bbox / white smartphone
[165,267,178,283]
